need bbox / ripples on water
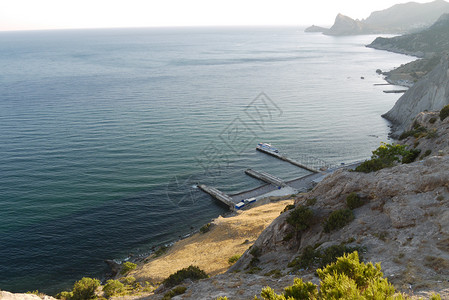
[0,27,414,293]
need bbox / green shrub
[399,123,428,140]
[120,261,137,275]
[249,245,262,257]
[283,232,294,241]
[323,209,354,233]
[429,117,437,124]
[430,293,442,300]
[440,104,449,121]
[56,291,73,300]
[401,148,421,164]
[246,266,262,274]
[288,244,362,271]
[346,192,364,210]
[71,277,101,300]
[249,246,262,267]
[162,265,208,288]
[259,278,318,300]
[120,276,136,286]
[317,252,395,298]
[162,286,187,300]
[319,244,363,268]
[281,204,296,213]
[103,280,125,298]
[426,128,438,139]
[152,245,169,258]
[286,205,314,231]
[306,198,317,206]
[200,223,212,234]
[355,143,419,173]
[264,269,283,278]
[257,251,405,300]
[228,254,241,265]
[288,245,320,270]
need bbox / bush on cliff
[120,261,137,275]
[355,143,419,173]
[56,277,101,300]
[162,265,208,288]
[103,279,125,298]
[288,244,362,271]
[256,252,408,300]
[439,104,449,121]
[323,209,354,233]
[286,205,314,231]
[346,192,365,210]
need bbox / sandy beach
[130,199,294,283]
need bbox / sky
[0,0,437,31]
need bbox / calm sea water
[0,27,413,294]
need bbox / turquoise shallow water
[0,27,413,294]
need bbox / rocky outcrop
[382,54,449,137]
[304,25,329,33]
[324,14,377,36]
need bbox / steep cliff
[382,54,449,137]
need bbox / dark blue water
[0,27,413,294]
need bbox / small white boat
[256,143,279,154]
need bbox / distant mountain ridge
[363,0,449,32]
[305,0,449,36]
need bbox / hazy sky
[0,0,437,31]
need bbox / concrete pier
[256,147,319,173]
[245,168,287,187]
[383,90,407,93]
[197,184,235,211]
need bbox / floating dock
[245,168,287,187]
[197,184,235,211]
[256,147,319,173]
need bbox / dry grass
[131,200,294,283]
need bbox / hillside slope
[367,13,449,57]
[364,0,449,32]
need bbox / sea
[0,26,414,294]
